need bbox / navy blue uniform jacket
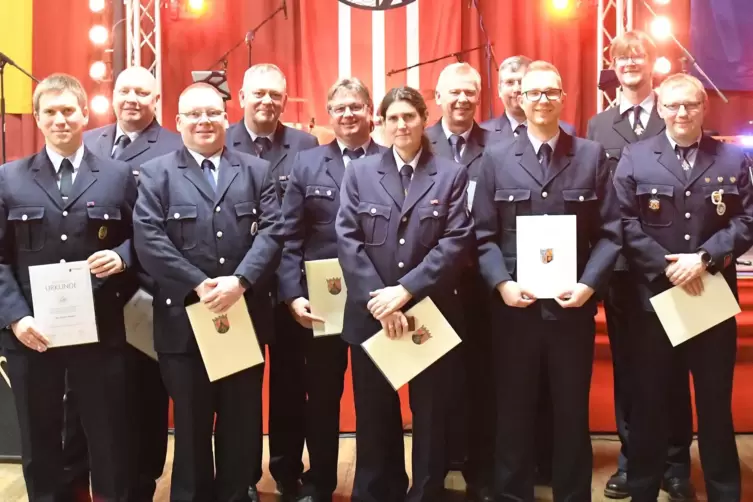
[0,148,138,349]
[613,134,753,310]
[336,148,474,345]
[473,131,622,319]
[278,140,386,303]
[226,121,319,203]
[133,147,284,353]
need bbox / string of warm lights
[89,0,111,115]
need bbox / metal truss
[596,0,633,112]
[125,0,163,121]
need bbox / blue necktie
[514,123,526,137]
[201,159,217,192]
[449,134,465,164]
[254,137,272,158]
[112,135,131,159]
[538,143,553,178]
[344,147,365,165]
[400,164,413,200]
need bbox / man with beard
[225,63,319,500]
[278,77,386,502]
[424,62,499,502]
[59,65,182,502]
[586,30,694,500]
[473,61,621,501]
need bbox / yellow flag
[0,0,33,114]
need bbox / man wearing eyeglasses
[424,62,500,502]
[613,72,752,502]
[225,64,320,500]
[277,78,385,502]
[133,82,284,502]
[473,60,621,502]
[481,55,576,138]
[586,30,695,501]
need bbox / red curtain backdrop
[6,0,749,162]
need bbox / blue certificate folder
[690,0,753,91]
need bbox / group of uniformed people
[0,28,751,502]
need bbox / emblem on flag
[213,314,230,334]
[327,277,343,295]
[540,248,554,264]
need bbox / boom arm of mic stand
[387,44,490,77]
[470,0,499,120]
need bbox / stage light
[551,0,570,10]
[187,0,207,15]
[89,61,107,80]
[91,95,110,115]
[741,136,753,148]
[654,57,672,75]
[89,25,109,45]
[89,0,106,13]
[654,0,671,4]
[650,16,672,41]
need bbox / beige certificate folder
[361,297,461,390]
[305,258,347,337]
[649,272,741,347]
[185,297,264,382]
[124,288,157,361]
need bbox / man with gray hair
[278,77,386,501]
[225,63,319,500]
[481,55,576,138]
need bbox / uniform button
[398,262,404,268]
[685,191,691,197]
[719,189,725,195]
[579,195,585,201]
[453,289,458,295]
[60,234,67,241]
[216,231,223,239]
[219,257,226,264]
[215,206,221,213]
[651,188,658,195]
[166,298,172,305]
[371,208,377,214]
[21,214,27,221]
[399,238,405,245]
[60,259,66,263]
[174,212,181,219]
[433,210,439,217]
[252,208,257,215]
[508,195,514,201]
[402,217,408,222]
[327,190,332,196]
[685,212,691,219]
[116,292,120,298]
[62,211,68,217]
[542,191,548,198]
[684,234,690,241]
[104,214,109,220]
[315,189,320,195]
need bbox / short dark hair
[377,86,428,121]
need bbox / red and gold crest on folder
[327,277,342,295]
[213,314,230,334]
[540,248,554,264]
[412,326,432,345]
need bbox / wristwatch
[235,275,251,291]
[697,249,712,267]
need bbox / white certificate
[361,297,462,390]
[305,258,347,337]
[124,288,157,360]
[28,261,98,348]
[467,180,477,211]
[516,214,577,299]
[650,272,741,347]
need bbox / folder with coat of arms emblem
[361,297,462,390]
[515,214,577,299]
[305,258,347,337]
[185,297,264,382]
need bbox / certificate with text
[305,258,347,337]
[28,261,98,347]
[124,288,157,360]
[516,215,577,299]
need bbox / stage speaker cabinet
[0,344,22,462]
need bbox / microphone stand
[387,44,491,77]
[0,52,39,164]
[469,0,499,120]
[208,0,287,70]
